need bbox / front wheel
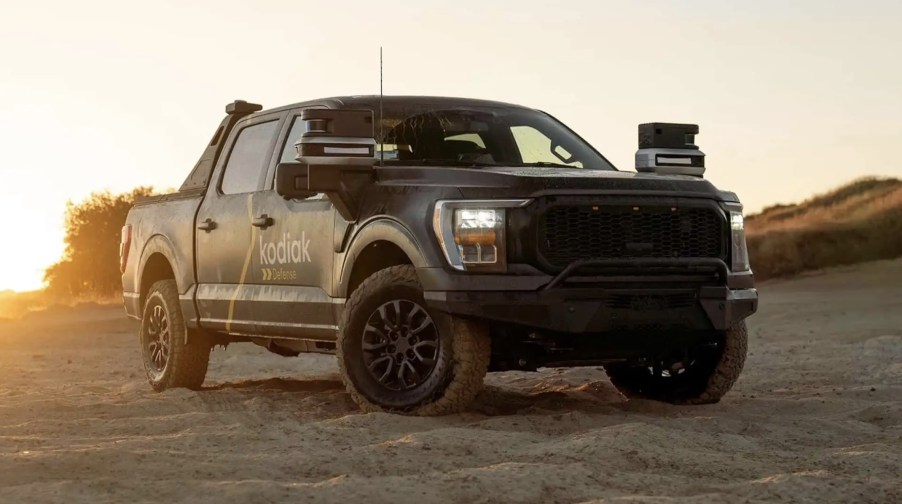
[337,266,490,415]
[140,280,211,391]
[605,321,749,404]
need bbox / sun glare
[0,195,63,292]
[0,115,68,292]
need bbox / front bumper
[425,286,757,333]
[420,259,758,334]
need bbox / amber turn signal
[454,228,497,246]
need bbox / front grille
[539,204,725,268]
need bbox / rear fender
[133,236,208,338]
[136,235,183,295]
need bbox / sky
[1,0,900,291]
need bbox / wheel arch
[339,218,429,298]
[136,235,183,309]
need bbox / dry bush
[43,187,155,298]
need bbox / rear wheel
[140,280,211,391]
[604,321,748,404]
[337,266,490,415]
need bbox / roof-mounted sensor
[295,109,376,166]
[635,122,705,177]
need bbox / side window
[511,125,583,168]
[220,120,280,194]
[279,116,307,163]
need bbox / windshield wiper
[387,159,501,167]
[514,162,576,168]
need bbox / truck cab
[121,96,757,415]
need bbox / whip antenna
[379,46,384,167]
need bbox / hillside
[746,177,902,280]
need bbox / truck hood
[376,166,739,202]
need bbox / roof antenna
[379,46,384,168]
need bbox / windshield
[374,106,615,170]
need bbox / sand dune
[1,261,900,503]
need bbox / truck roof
[179,95,535,193]
[257,95,533,116]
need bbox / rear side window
[279,117,307,163]
[221,120,280,194]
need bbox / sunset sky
[1,0,900,291]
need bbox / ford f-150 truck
[120,96,758,415]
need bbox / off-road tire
[605,321,748,405]
[141,280,211,391]
[337,265,490,415]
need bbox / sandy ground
[1,261,900,503]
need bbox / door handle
[198,218,217,232]
[252,214,274,228]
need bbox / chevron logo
[262,268,272,281]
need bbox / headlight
[455,209,502,265]
[433,200,531,272]
[730,210,750,272]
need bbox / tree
[44,187,155,297]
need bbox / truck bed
[121,191,203,322]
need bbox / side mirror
[274,162,314,200]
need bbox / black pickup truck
[120,96,757,415]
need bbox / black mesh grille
[539,205,725,268]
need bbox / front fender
[337,217,430,297]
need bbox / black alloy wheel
[140,279,211,391]
[605,321,748,404]
[143,300,172,377]
[337,265,491,415]
[361,299,440,391]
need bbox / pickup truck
[120,96,758,415]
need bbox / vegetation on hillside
[746,177,902,280]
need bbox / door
[195,113,284,334]
[248,112,340,339]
